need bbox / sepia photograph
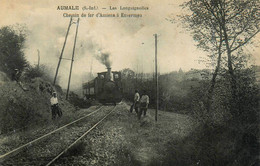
[0,0,259,165]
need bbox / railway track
[0,105,117,166]
[0,106,102,155]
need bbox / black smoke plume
[95,51,112,68]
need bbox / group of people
[131,90,149,120]
[51,90,149,120]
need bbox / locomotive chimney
[106,67,112,80]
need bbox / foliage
[0,25,28,80]
[121,68,205,112]
[0,79,77,134]
[68,91,90,108]
[159,66,259,165]
[169,1,260,164]
[177,0,259,113]
[121,68,140,101]
[23,65,44,80]
[179,0,259,62]
[21,64,56,85]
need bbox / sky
[0,0,259,90]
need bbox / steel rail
[0,106,103,161]
[45,106,117,166]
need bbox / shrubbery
[23,64,54,83]
[23,65,44,80]
[160,66,259,165]
[68,92,91,108]
[121,68,204,112]
[0,25,28,80]
[0,24,79,134]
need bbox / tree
[121,68,135,79]
[120,68,135,98]
[0,25,28,80]
[178,0,259,112]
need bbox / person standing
[50,92,59,120]
[138,90,149,120]
[130,90,140,113]
[13,69,20,82]
[133,90,140,114]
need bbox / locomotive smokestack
[106,67,112,80]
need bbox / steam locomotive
[82,68,123,104]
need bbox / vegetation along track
[0,105,117,166]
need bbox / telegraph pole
[154,34,158,122]
[53,17,73,85]
[66,18,80,100]
[90,56,93,79]
[37,49,40,69]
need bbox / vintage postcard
[0,0,259,165]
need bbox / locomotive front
[83,67,123,104]
[98,67,122,104]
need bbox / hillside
[0,75,76,134]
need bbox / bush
[121,68,203,112]
[188,67,259,165]
[68,92,90,108]
[0,25,28,80]
[23,65,44,80]
[157,66,259,165]
[22,64,55,83]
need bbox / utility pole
[66,18,80,100]
[141,49,143,82]
[90,56,93,79]
[154,34,158,122]
[37,49,40,69]
[53,17,73,85]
